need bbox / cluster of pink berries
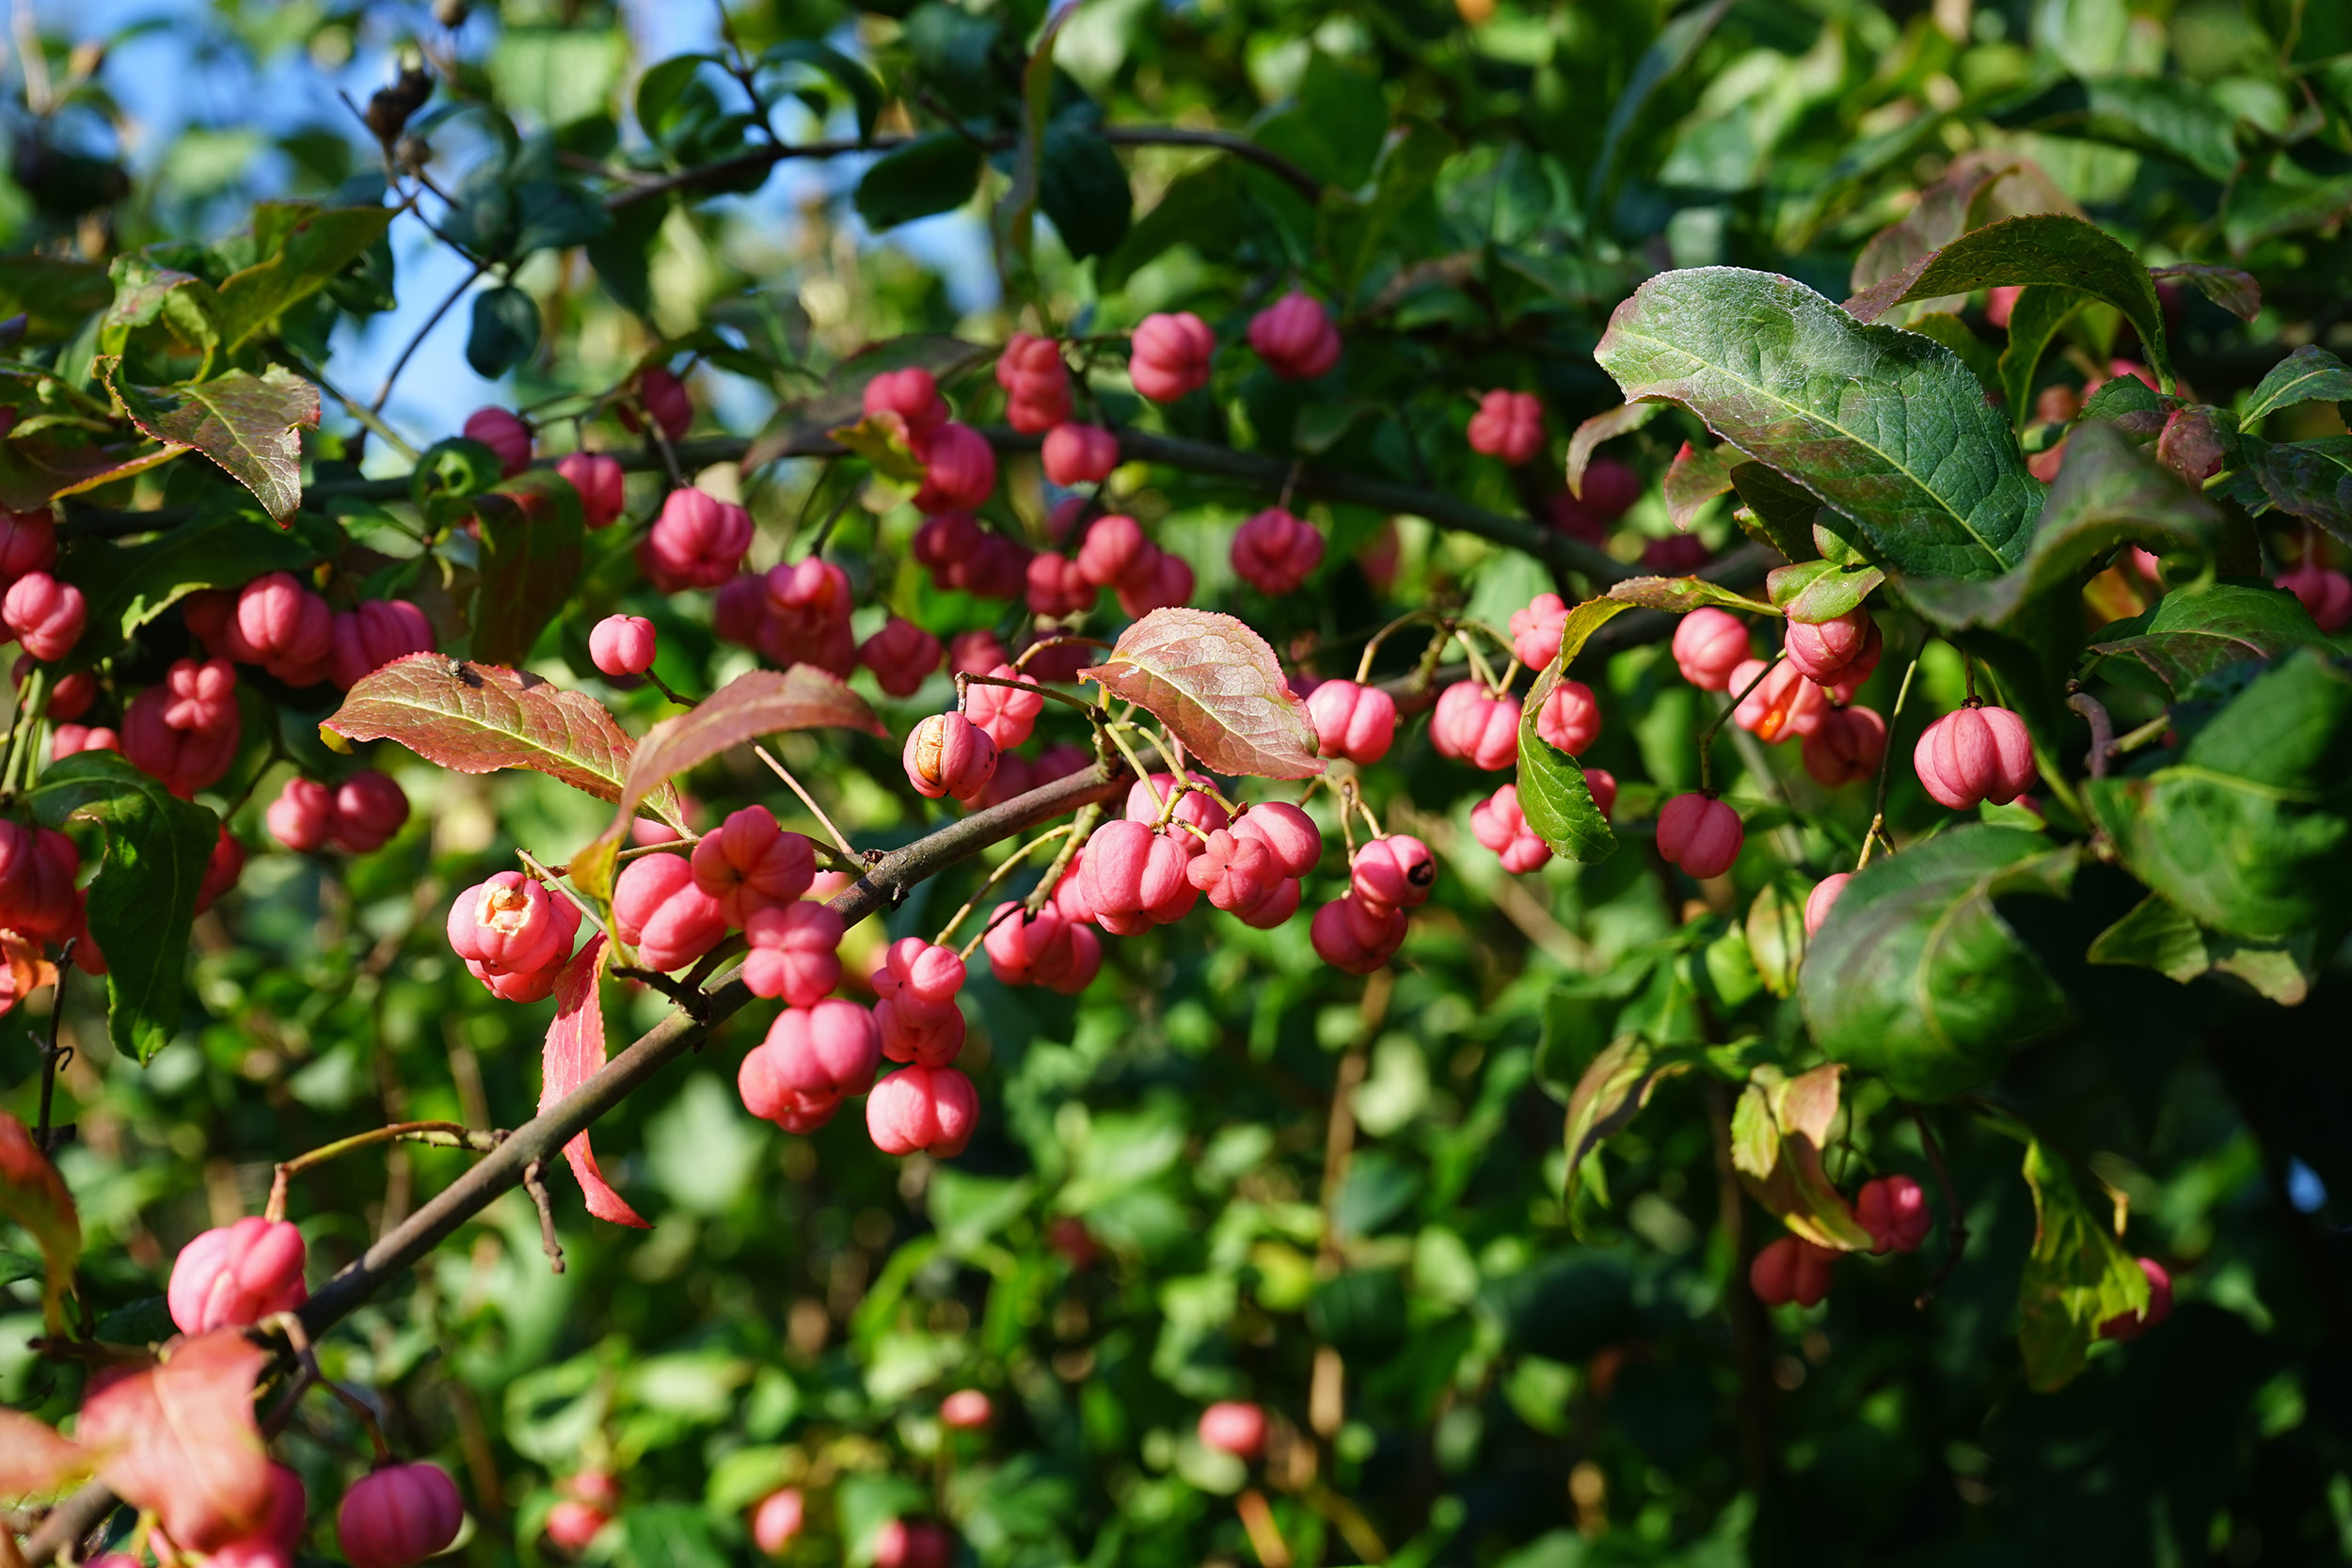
[264,769,411,855]
[1750,1173,1931,1307]
[1,511,83,662]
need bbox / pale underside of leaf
[1081,608,1323,780]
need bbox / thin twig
[1859,653,1923,870]
[522,1161,565,1275]
[34,944,73,1155]
[2066,682,2113,780]
[752,743,855,858]
[370,258,491,413]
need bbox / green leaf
[2086,649,2352,945]
[1904,309,2001,397]
[1338,116,1452,301]
[1038,116,1132,261]
[854,134,984,231]
[1767,558,1884,624]
[1566,401,1664,498]
[2017,1137,2148,1392]
[1843,214,2175,391]
[1594,267,2042,580]
[615,1503,727,1568]
[466,284,542,379]
[1562,1037,1694,1207]
[99,254,223,379]
[761,40,884,143]
[1513,597,1635,863]
[1899,422,2224,639]
[2149,262,2260,324]
[1743,878,1808,999]
[1997,285,2086,428]
[1604,576,1776,616]
[1729,1065,1876,1251]
[2238,435,2352,546]
[0,433,181,512]
[1799,826,2077,1102]
[2222,168,2352,259]
[471,468,585,667]
[0,254,114,341]
[54,508,318,660]
[101,360,319,525]
[2086,891,2320,1005]
[1254,51,1387,190]
[1099,162,1240,293]
[27,753,218,1063]
[491,26,628,130]
[1726,461,1823,562]
[214,202,395,352]
[2242,346,2352,429]
[2087,579,2332,697]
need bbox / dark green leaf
[2239,436,2352,546]
[855,135,984,231]
[1662,441,1736,530]
[1767,559,1884,623]
[1843,214,2175,391]
[2086,649,2352,945]
[1514,597,1635,862]
[1744,878,1808,1000]
[1905,309,2001,396]
[636,54,723,145]
[0,254,114,341]
[1997,285,2086,428]
[2241,346,2352,429]
[1566,402,1664,497]
[1594,267,2042,580]
[467,284,542,378]
[214,202,395,351]
[2084,76,2239,181]
[1038,119,1131,261]
[2017,1137,2148,1392]
[1563,1037,1694,1205]
[1727,461,1823,562]
[1254,52,1387,190]
[761,40,883,143]
[1099,162,1239,293]
[1730,1064,1876,1250]
[470,468,585,667]
[1800,826,2077,1102]
[101,359,319,525]
[54,509,317,659]
[99,254,224,376]
[27,753,218,1062]
[2088,579,2333,697]
[2084,891,2319,1005]
[2222,169,2352,258]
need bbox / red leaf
[0,1409,89,1500]
[321,654,681,825]
[1078,609,1324,781]
[572,667,884,901]
[539,936,647,1228]
[0,1107,80,1334]
[80,1330,272,1553]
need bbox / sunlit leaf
[0,1110,80,1335]
[80,1330,273,1553]
[1080,609,1323,781]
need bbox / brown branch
[23,761,1134,1564]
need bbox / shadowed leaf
[1564,1037,1695,1206]
[2017,1138,2148,1392]
[1606,575,1776,615]
[1516,596,1634,862]
[2241,346,2352,428]
[2086,579,2331,697]
[472,468,586,666]
[102,359,319,524]
[1080,609,1323,780]
[2150,262,2260,323]
[0,1110,80,1335]
[55,508,318,660]
[1663,441,1737,530]
[1565,401,1662,496]
[0,1408,87,1500]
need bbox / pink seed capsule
[1115,549,1193,617]
[1854,1174,1931,1255]
[1350,835,1436,911]
[1230,507,1325,595]
[912,420,997,514]
[1586,768,1618,819]
[1672,608,1751,692]
[1074,514,1152,591]
[122,676,240,799]
[327,599,436,689]
[742,901,845,1005]
[1430,682,1518,770]
[612,852,728,973]
[1803,872,1850,938]
[874,936,967,1006]
[965,664,1044,750]
[1467,389,1545,466]
[463,407,531,475]
[1041,422,1119,487]
[1509,593,1568,668]
[167,1215,308,1335]
[1729,658,1827,744]
[266,776,336,853]
[2278,562,2352,632]
[555,451,627,530]
[1749,1234,1836,1308]
[448,870,576,977]
[1129,311,1215,403]
[3,571,87,662]
[1232,875,1302,929]
[761,996,882,1098]
[863,367,947,436]
[1124,771,1230,845]
[1304,678,1397,765]
[1229,801,1323,879]
[1470,784,1552,875]
[995,333,1072,434]
[1081,818,1188,918]
[337,1463,465,1568]
[1801,705,1886,788]
[1025,551,1095,617]
[1187,829,1279,914]
[982,901,1073,987]
[328,769,410,854]
[940,1388,993,1430]
[859,616,944,698]
[691,804,817,923]
[640,487,753,592]
[1309,894,1407,974]
[1534,678,1601,755]
[1913,705,2036,810]
[2098,1258,2173,1341]
[52,723,119,760]
[1781,609,1877,684]
[589,614,659,678]
[1198,1402,1268,1460]
[866,1065,980,1157]
[630,365,693,441]
[1655,793,1743,879]
[0,508,56,583]
[1247,292,1342,381]
[903,713,999,802]
[750,1488,804,1557]
[872,1520,956,1568]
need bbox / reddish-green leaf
[102,359,320,525]
[80,1330,273,1553]
[1662,440,1737,530]
[1563,1037,1694,1206]
[0,432,181,512]
[539,936,646,1228]
[323,654,682,825]
[1729,1064,1876,1251]
[573,666,883,900]
[1605,575,1776,616]
[471,468,586,666]
[1565,401,1662,497]
[0,1409,88,1500]
[2150,262,2260,324]
[1080,609,1324,780]
[0,1109,80,1334]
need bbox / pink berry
[1467,389,1544,465]
[713,575,769,648]
[1534,678,1601,754]
[866,1065,980,1157]
[995,333,1072,434]
[590,614,659,678]
[463,407,531,476]
[691,805,817,924]
[1671,608,1750,691]
[53,723,119,760]
[1913,705,2036,810]
[167,1215,307,1335]
[1729,658,1828,744]
[1198,1402,1267,1460]
[761,997,882,1099]
[1351,835,1436,910]
[949,629,1010,677]
[743,900,845,1005]
[329,769,410,854]
[1229,800,1322,879]
[1430,682,1518,770]
[1081,818,1190,920]
[764,556,852,641]
[641,487,753,592]
[872,1519,955,1568]
[266,776,336,853]
[196,826,245,915]
[1230,507,1324,595]
[2098,1258,2173,1341]
[1803,872,1850,938]
[1508,593,1568,668]
[337,1463,464,1568]
[1075,514,1152,590]
[612,852,729,972]
[1854,1173,1931,1255]
[982,901,1071,985]
[750,1489,803,1557]
[1125,772,1230,845]
[957,532,1031,602]
[1586,767,1618,818]
[912,508,982,580]
[1643,534,1712,575]
[940,1388,993,1430]
[1750,1235,1836,1307]
[121,669,240,799]
[962,666,1041,751]
[1656,793,1743,879]
[1470,784,1552,874]
[165,653,238,733]
[3,571,86,662]
[631,366,693,441]
[30,659,93,720]
[1129,311,1215,402]
[208,1461,308,1568]
[1802,705,1886,788]
[222,572,333,682]
[1025,551,1094,617]
[0,822,77,940]
[2278,562,2352,632]
[1310,894,1408,974]
[1116,548,1194,617]
[0,508,56,584]
[903,713,999,802]
[864,367,948,436]
[860,616,944,698]
[1304,678,1397,765]
[328,599,436,689]
[1041,422,1119,487]
[1781,610,1877,684]
[544,1500,610,1552]
[1232,876,1302,929]
[874,936,968,1006]
[1187,829,1279,914]
[448,871,582,1001]
[1247,293,1342,380]
[913,420,997,514]
[555,451,627,530]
